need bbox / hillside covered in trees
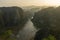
[0,6,31,40]
[31,6,60,40]
[1,6,60,40]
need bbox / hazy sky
[0,0,60,7]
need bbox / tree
[31,7,54,29]
[31,7,60,40]
[0,6,29,40]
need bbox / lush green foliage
[0,6,29,40]
[42,34,56,40]
[31,6,60,40]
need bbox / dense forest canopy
[31,6,60,40]
[0,6,29,40]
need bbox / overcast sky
[0,0,60,7]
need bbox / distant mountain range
[22,5,49,12]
